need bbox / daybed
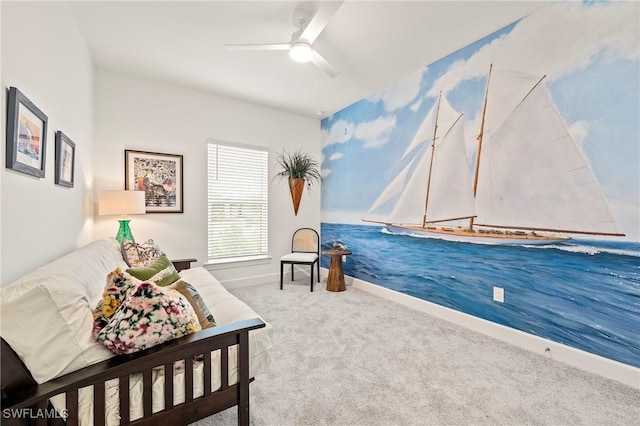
[0,238,273,425]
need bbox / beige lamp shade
[98,190,146,216]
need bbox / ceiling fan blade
[311,50,338,78]
[224,43,290,51]
[300,1,344,44]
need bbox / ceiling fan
[224,2,343,78]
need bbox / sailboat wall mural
[321,2,639,369]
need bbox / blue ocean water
[321,223,640,368]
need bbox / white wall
[1,2,94,285]
[93,70,321,284]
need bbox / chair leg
[310,265,314,292]
[317,260,320,282]
[291,265,294,281]
[280,262,284,290]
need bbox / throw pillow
[92,268,138,336]
[95,281,201,355]
[169,280,216,329]
[121,238,163,267]
[126,254,181,287]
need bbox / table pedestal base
[326,254,346,292]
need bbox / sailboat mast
[422,92,442,227]
[469,64,493,230]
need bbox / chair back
[292,228,319,254]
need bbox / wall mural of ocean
[320,2,639,369]
[321,223,640,368]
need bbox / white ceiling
[70,1,547,119]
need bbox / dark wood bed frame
[1,259,266,426]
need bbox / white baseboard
[219,265,315,290]
[319,268,639,389]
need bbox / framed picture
[125,149,184,213]
[5,87,48,177]
[54,131,76,188]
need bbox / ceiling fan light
[289,42,313,62]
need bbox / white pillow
[0,238,126,383]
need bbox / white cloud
[354,115,397,148]
[410,98,423,112]
[322,119,355,147]
[329,153,343,161]
[367,69,423,112]
[321,168,332,178]
[428,2,639,97]
[567,120,589,150]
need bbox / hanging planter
[275,149,321,216]
[289,177,305,215]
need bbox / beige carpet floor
[192,279,640,426]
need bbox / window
[207,141,268,263]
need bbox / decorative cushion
[95,281,201,355]
[92,268,139,336]
[121,238,163,267]
[169,280,216,329]
[281,252,318,263]
[126,254,181,287]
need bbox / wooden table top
[321,249,352,256]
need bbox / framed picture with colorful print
[5,87,48,178]
[125,149,184,213]
[54,131,76,188]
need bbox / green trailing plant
[274,149,321,188]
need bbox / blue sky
[320,1,639,241]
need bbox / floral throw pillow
[95,281,201,355]
[126,254,181,287]
[121,238,163,267]
[92,268,139,336]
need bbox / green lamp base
[115,219,135,243]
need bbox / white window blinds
[207,142,268,262]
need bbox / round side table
[321,249,352,292]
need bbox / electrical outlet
[493,287,505,303]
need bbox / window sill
[205,255,272,270]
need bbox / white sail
[375,94,474,225]
[425,115,476,222]
[475,81,620,234]
[367,157,415,214]
[483,69,542,140]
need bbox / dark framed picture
[54,131,76,188]
[5,87,48,178]
[125,149,184,213]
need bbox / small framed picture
[5,87,48,178]
[54,131,76,188]
[125,149,184,213]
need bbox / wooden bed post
[238,331,250,426]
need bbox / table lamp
[98,190,146,243]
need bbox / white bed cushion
[0,238,125,383]
[280,252,318,263]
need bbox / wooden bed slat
[203,351,212,396]
[221,347,229,390]
[185,358,194,403]
[164,363,174,411]
[119,375,130,425]
[66,389,79,426]
[142,369,152,418]
[94,383,105,426]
